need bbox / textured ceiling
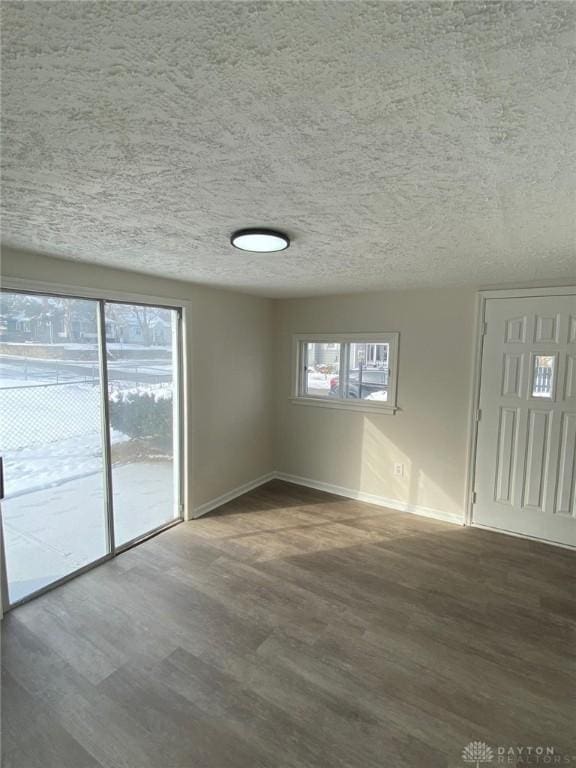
[1,1,575,297]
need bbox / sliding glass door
[105,302,181,547]
[0,289,182,607]
[0,293,109,603]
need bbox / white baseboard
[191,470,463,526]
[275,472,464,525]
[192,472,277,519]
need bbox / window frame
[292,332,399,414]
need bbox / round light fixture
[231,228,290,252]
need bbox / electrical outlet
[393,463,404,477]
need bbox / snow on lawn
[0,376,57,389]
[305,372,334,397]
[365,390,389,401]
[1,341,170,352]
[1,357,172,378]
[0,381,171,497]
[1,382,103,449]
[3,431,128,498]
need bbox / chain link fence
[0,380,102,450]
[1,352,174,449]
[1,366,174,452]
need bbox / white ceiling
[1,1,575,297]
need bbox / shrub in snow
[109,387,172,446]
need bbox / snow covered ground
[0,380,131,496]
[1,356,172,385]
[1,341,171,352]
[0,373,177,602]
[365,390,389,401]
[306,371,332,396]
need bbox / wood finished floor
[2,480,575,768]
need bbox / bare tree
[104,304,167,346]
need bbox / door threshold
[5,518,184,612]
[5,553,114,611]
[114,517,183,554]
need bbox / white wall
[274,288,477,521]
[0,247,275,513]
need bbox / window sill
[290,397,398,415]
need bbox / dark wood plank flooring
[2,480,575,768]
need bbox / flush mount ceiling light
[230,228,290,252]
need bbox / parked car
[329,368,389,399]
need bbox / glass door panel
[104,302,180,547]
[0,291,109,603]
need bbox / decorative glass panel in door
[104,302,181,548]
[473,294,576,547]
[0,291,109,603]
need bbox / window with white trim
[293,333,399,413]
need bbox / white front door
[473,293,576,547]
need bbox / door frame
[465,285,576,548]
[0,276,191,610]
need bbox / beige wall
[0,247,275,512]
[1,248,477,522]
[274,288,477,520]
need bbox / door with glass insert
[473,294,576,547]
